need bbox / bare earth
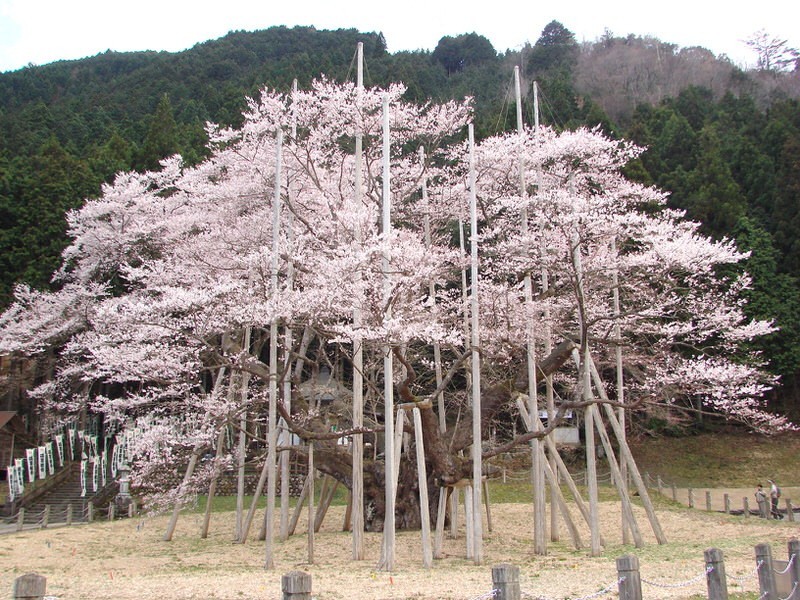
[0,492,797,599]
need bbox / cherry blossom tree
[0,78,789,538]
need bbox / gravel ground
[0,495,797,599]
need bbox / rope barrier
[520,577,624,600]
[729,561,762,585]
[779,581,799,600]
[641,565,712,589]
[467,590,497,600]
[775,554,796,575]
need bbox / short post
[282,571,312,600]
[757,496,769,518]
[706,491,712,511]
[644,472,651,487]
[657,475,663,496]
[617,554,643,600]
[743,497,750,518]
[66,504,72,526]
[41,505,49,529]
[689,488,695,508]
[786,499,795,523]
[724,494,731,514]
[788,539,800,597]
[108,504,115,521]
[705,547,728,600]
[671,484,677,502]
[16,508,24,531]
[492,564,521,600]
[87,503,94,522]
[755,542,778,600]
[13,573,47,600]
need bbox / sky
[1,0,798,73]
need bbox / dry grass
[0,492,796,599]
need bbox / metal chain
[730,560,763,584]
[775,554,796,575]
[641,566,712,589]
[520,577,624,600]
[466,590,497,600]
[779,581,799,600]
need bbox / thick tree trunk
[286,339,576,532]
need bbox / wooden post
[412,407,433,568]
[617,555,643,600]
[786,499,795,522]
[724,494,731,514]
[66,504,72,526]
[706,491,712,511]
[281,571,312,600]
[755,543,778,600]
[657,476,663,497]
[705,547,728,600]
[743,497,750,518]
[41,505,49,529]
[12,573,46,600]
[288,474,311,536]
[307,443,315,565]
[788,539,800,597]
[492,564,521,600]
[672,484,677,502]
[434,486,449,559]
[87,503,94,522]
[688,488,694,508]
[108,504,115,521]
[16,508,24,531]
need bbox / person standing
[755,484,768,518]
[768,479,783,519]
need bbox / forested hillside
[1,23,800,413]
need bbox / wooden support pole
[434,487,450,559]
[482,478,493,534]
[87,504,93,522]
[108,504,114,521]
[755,542,778,600]
[307,444,315,565]
[704,548,729,600]
[13,574,46,600]
[288,473,311,536]
[492,564,521,600]
[314,477,339,533]
[164,450,200,541]
[201,424,228,539]
[591,408,643,548]
[589,357,667,544]
[617,555,643,600]
[282,571,312,600]
[412,407,433,568]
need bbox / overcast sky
[1,0,798,73]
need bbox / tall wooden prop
[514,65,546,555]
[351,43,366,560]
[235,328,251,541]
[468,124,484,564]
[264,128,284,569]
[280,79,298,541]
[379,93,396,571]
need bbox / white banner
[100,451,107,487]
[91,457,98,493]
[80,459,87,497]
[25,448,35,482]
[55,434,64,467]
[68,427,76,460]
[45,442,55,476]
[6,466,15,501]
[14,459,24,495]
[37,446,46,479]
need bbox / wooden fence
[11,540,799,599]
